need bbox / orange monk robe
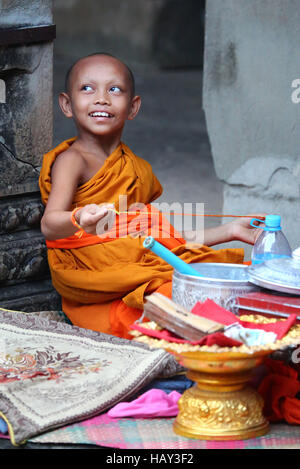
[39,138,244,339]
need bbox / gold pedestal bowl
[131,315,300,441]
[173,349,270,440]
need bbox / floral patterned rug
[0,308,179,445]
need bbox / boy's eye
[110,86,121,93]
[82,85,93,91]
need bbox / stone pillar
[203,0,300,256]
[0,0,60,311]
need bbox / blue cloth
[129,374,194,402]
[140,374,194,394]
[0,418,8,434]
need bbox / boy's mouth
[89,111,113,118]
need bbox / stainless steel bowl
[172,263,258,312]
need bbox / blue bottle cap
[264,214,281,229]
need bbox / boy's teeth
[91,111,110,117]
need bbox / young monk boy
[39,53,263,339]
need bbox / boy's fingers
[96,206,108,217]
[86,210,109,224]
[96,210,116,237]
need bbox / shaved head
[64,52,136,97]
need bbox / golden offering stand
[131,314,300,441]
[173,349,270,440]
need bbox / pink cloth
[107,389,181,418]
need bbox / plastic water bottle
[250,215,292,265]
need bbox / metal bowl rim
[173,263,251,285]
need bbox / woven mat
[28,412,300,449]
[0,309,179,445]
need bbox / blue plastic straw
[143,236,203,277]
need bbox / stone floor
[0,53,225,450]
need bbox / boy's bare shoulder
[50,146,87,191]
[51,146,85,177]
[53,146,84,167]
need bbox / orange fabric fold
[39,139,244,337]
[109,281,173,339]
[258,358,300,424]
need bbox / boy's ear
[59,92,73,118]
[127,95,141,121]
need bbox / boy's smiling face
[59,55,140,140]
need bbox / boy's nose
[94,92,110,105]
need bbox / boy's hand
[227,215,265,245]
[76,204,115,235]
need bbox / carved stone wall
[0,0,60,311]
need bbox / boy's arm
[183,216,265,247]
[40,150,108,240]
